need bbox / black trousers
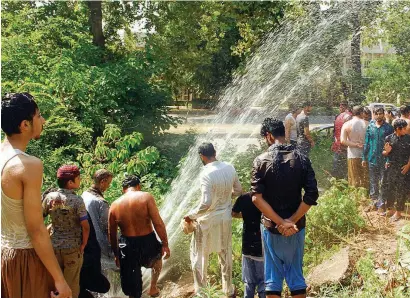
[382,163,410,212]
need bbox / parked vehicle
[366,103,399,113]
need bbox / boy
[381,119,410,221]
[43,165,90,298]
[232,192,265,298]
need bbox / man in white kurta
[184,143,242,297]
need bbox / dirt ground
[149,208,409,298]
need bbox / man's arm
[252,193,290,226]
[98,201,112,255]
[77,199,90,253]
[304,126,314,145]
[80,220,90,253]
[108,204,119,259]
[232,195,243,219]
[285,117,291,143]
[232,170,242,196]
[147,195,170,259]
[289,159,319,223]
[362,126,371,164]
[22,159,71,297]
[186,174,212,220]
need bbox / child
[43,165,90,298]
[232,192,265,298]
[381,119,410,221]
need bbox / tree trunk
[350,10,362,104]
[87,1,105,48]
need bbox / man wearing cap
[43,165,90,298]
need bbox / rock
[307,247,350,287]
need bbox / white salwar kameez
[188,161,242,296]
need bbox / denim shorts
[262,226,307,296]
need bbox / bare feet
[148,286,160,297]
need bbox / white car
[366,103,399,114]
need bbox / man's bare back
[110,191,155,237]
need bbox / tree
[86,1,105,48]
[141,1,287,98]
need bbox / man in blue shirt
[362,107,393,211]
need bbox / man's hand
[79,243,86,254]
[384,142,392,154]
[51,279,72,298]
[401,164,410,175]
[356,143,363,149]
[310,140,315,148]
[277,220,298,237]
[114,256,120,268]
[162,246,171,260]
[184,216,193,223]
[385,162,390,169]
[362,161,367,167]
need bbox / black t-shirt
[232,193,263,257]
[385,134,410,166]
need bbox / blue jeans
[369,163,384,206]
[262,227,307,296]
[242,255,265,298]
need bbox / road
[164,114,334,152]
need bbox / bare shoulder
[141,191,155,202]
[21,155,43,172]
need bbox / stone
[307,247,350,287]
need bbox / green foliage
[142,1,287,97]
[2,1,177,137]
[364,1,410,104]
[77,124,161,203]
[307,178,366,245]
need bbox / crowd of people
[330,102,410,221]
[1,92,408,298]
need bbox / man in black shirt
[381,119,410,221]
[232,193,265,298]
[252,118,319,298]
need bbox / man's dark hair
[340,101,348,108]
[122,175,141,189]
[198,143,216,158]
[260,118,285,137]
[93,169,113,184]
[302,101,312,108]
[393,119,408,130]
[352,105,363,116]
[289,104,299,114]
[374,107,384,114]
[1,93,38,136]
[399,105,410,116]
[57,177,77,188]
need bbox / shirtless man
[393,105,410,134]
[108,175,170,298]
[1,93,71,298]
[341,105,368,188]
